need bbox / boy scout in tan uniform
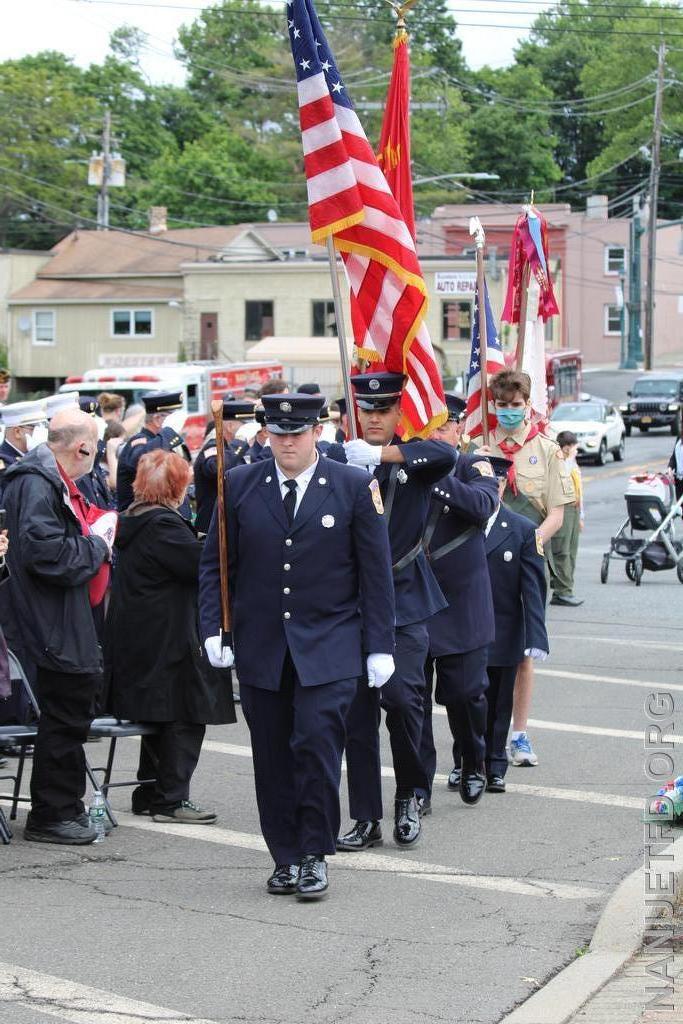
[474,370,575,768]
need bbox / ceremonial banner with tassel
[287,0,446,438]
[502,203,560,420]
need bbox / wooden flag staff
[325,236,358,440]
[210,399,231,643]
[469,216,490,446]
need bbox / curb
[498,828,683,1024]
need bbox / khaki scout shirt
[489,424,575,524]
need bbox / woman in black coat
[105,449,235,824]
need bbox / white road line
[200,741,642,809]
[549,633,683,653]
[0,960,216,1024]
[117,812,601,900]
[429,708,683,744]
[536,668,683,693]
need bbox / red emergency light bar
[131,374,161,382]
[65,376,84,383]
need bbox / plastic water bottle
[89,790,107,843]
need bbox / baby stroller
[600,473,683,587]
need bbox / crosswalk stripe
[116,812,602,900]
[0,960,216,1024]
[429,708,683,744]
[200,740,642,810]
[536,667,683,693]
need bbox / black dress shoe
[486,774,506,793]
[447,766,462,790]
[416,795,432,817]
[296,855,328,900]
[460,767,486,805]
[24,816,97,845]
[267,863,300,895]
[393,796,421,846]
[131,785,154,816]
[336,820,382,852]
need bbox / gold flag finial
[383,0,419,33]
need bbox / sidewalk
[500,831,683,1024]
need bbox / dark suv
[620,373,683,436]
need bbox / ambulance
[60,360,283,453]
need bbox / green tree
[465,63,562,194]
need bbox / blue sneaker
[510,733,538,767]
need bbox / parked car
[548,399,626,465]
[619,373,683,436]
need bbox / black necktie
[283,479,297,525]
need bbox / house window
[604,246,625,275]
[442,300,472,342]
[245,300,274,341]
[312,300,336,337]
[604,304,622,335]
[111,309,154,337]
[32,310,55,346]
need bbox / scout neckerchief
[498,422,541,495]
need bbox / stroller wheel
[600,555,609,583]
[634,557,643,587]
[625,560,636,582]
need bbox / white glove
[344,439,382,469]
[205,636,235,669]
[89,512,117,554]
[367,653,395,689]
[524,648,548,661]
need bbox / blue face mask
[496,407,526,431]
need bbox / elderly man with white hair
[0,407,116,844]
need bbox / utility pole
[97,107,112,230]
[626,196,644,369]
[643,40,666,370]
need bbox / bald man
[0,407,115,844]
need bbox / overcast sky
[0,0,531,82]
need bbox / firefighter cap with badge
[261,393,325,434]
[351,372,406,410]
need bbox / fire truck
[60,360,283,453]
[503,349,583,411]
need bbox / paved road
[1,429,681,1024]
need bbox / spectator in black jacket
[0,408,115,844]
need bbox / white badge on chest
[503,550,513,562]
[322,515,335,528]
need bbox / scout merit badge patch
[535,531,545,557]
[473,460,494,478]
[369,478,384,514]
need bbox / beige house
[6,215,507,391]
[0,248,52,354]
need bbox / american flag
[463,281,506,439]
[287,0,446,438]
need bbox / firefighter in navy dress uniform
[116,391,190,516]
[0,400,47,479]
[418,394,499,809]
[193,398,255,535]
[483,457,549,791]
[199,393,395,900]
[75,397,114,511]
[336,373,456,851]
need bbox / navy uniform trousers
[484,665,517,779]
[240,652,357,863]
[420,646,489,793]
[345,622,430,821]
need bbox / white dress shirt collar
[274,456,320,515]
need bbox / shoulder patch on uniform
[204,447,217,458]
[131,437,147,447]
[472,460,494,478]
[369,477,384,514]
[535,531,545,557]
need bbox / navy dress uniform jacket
[199,456,395,691]
[426,452,500,657]
[116,426,190,515]
[194,437,250,534]
[485,507,548,666]
[350,438,455,626]
[0,438,22,475]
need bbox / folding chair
[0,652,40,831]
[87,717,161,827]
